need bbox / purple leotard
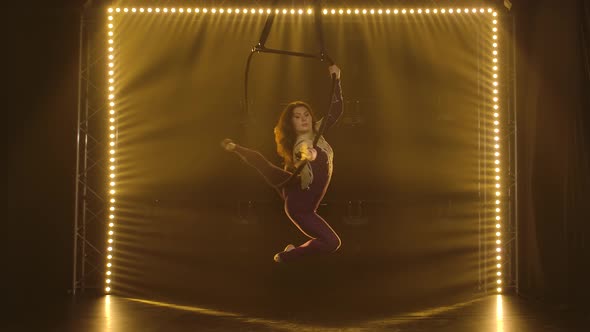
[232,79,343,262]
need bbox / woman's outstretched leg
[222,139,292,188]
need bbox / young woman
[221,65,343,263]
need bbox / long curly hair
[274,101,317,169]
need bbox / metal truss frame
[72,1,108,294]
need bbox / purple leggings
[233,145,341,262]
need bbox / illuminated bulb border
[106,6,503,293]
[107,7,498,16]
[490,14,502,293]
[105,13,117,294]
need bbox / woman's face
[292,106,312,135]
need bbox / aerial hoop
[243,0,339,188]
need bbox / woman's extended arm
[315,65,343,132]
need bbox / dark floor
[6,294,589,331]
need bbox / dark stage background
[4,0,590,316]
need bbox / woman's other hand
[328,64,341,80]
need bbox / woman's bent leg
[278,201,341,262]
